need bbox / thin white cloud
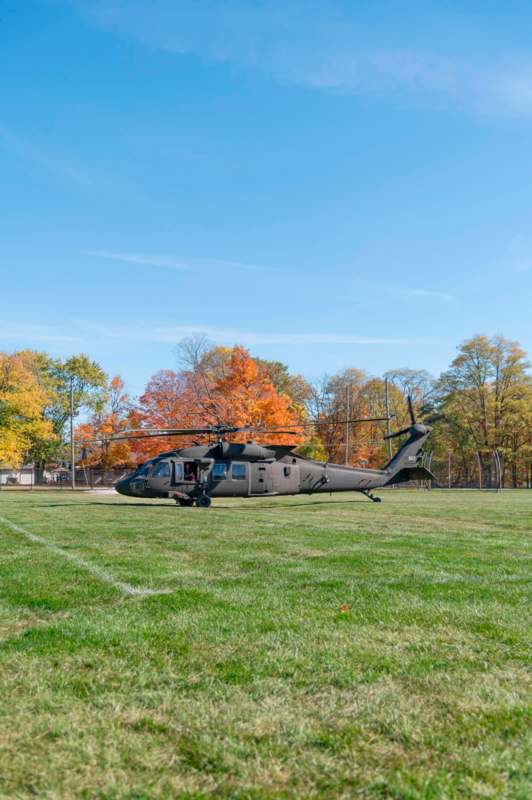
[87,322,432,347]
[70,0,532,116]
[0,125,111,191]
[82,252,454,294]
[0,323,80,344]
[1,319,435,351]
[394,287,453,301]
[81,250,272,272]
[82,250,191,271]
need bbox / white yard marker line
[0,515,171,597]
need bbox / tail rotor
[383,395,441,440]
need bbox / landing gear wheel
[178,498,194,507]
[196,494,212,508]
[373,496,382,503]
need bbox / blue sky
[2,0,532,395]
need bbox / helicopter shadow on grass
[29,501,176,510]
[213,498,374,511]
[29,498,373,511]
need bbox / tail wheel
[196,494,212,508]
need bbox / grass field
[0,489,530,799]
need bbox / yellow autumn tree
[0,352,54,467]
[438,335,532,486]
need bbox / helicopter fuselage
[115,431,434,506]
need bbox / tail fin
[384,423,432,482]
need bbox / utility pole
[344,384,350,465]
[70,377,75,490]
[384,378,392,460]
[448,452,452,489]
[493,449,502,492]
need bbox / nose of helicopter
[115,478,133,496]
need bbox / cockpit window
[136,463,151,477]
[152,461,171,478]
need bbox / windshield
[134,462,152,477]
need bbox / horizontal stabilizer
[385,466,437,486]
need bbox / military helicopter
[103,398,436,507]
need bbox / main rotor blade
[104,418,394,442]
[74,426,264,445]
[315,416,392,426]
[75,416,395,446]
[115,427,229,437]
[104,425,257,441]
[258,417,392,432]
[106,430,222,442]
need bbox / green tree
[255,358,311,414]
[437,335,531,486]
[18,351,108,464]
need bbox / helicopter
[102,398,436,507]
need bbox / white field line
[0,515,171,597]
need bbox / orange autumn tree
[305,371,407,466]
[132,345,304,461]
[128,370,198,461]
[76,376,133,467]
[209,346,303,443]
[355,378,393,468]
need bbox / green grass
[0,489,530,799]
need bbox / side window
[152,461,171,478]
[174,462,183,481]
[212,463,228,480]
[232,463,247,480]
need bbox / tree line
[1,334,531,487]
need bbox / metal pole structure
[344,384,350,465]
[493,449,502,492]
[448,452,451,489]
[384,378,393,460]
[476,451,482,490]
[70,377,75,490]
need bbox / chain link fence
[1,451,530,490]
[0,467,130,490]
[423,449,532,489]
